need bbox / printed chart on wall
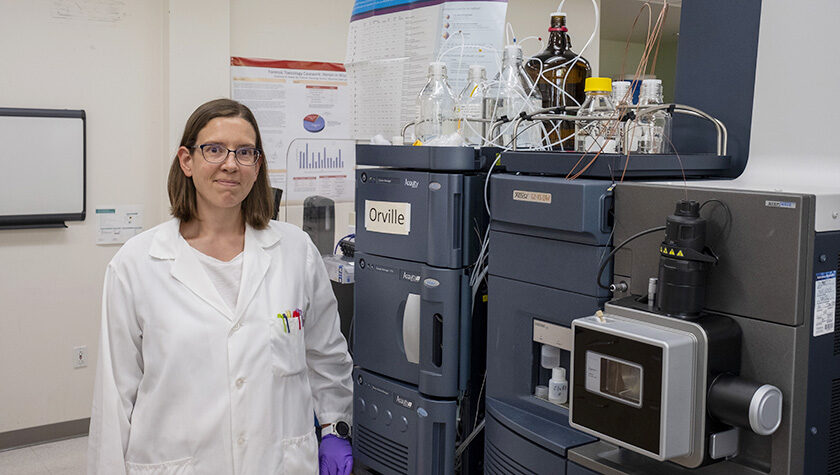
[346,0,507,140]
[230,57,355,208]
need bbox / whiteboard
[0,109,85,228]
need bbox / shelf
[356,144,500,171]
[499,150,732,179]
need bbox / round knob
[749,385,783,436]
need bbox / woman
[88,99,354,474]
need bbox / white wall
[230,0,353,63]
[0,0,167,433]
[0,0,230,435]
[0,0,601,436]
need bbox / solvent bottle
[548,367,568,405]
[634,78,671,154]
[612,80,632,153]
[525,11,591,148]
[458,65,488,146]
[416,62,457,144]
[575,77,619,153]
[486,44,543,149]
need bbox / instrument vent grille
[356,424,409,475]
[829,378,840,474]
[484,438,534,475]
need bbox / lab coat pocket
[125,456,195,475]
[270,318,307,376]
[278,431,318,474]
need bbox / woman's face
[177,116,260,217]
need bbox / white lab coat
[88,219,353,474]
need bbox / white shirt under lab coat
[88,219,353,474]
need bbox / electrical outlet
[73,346,88,368]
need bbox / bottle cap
[535,385,549,398]
[640,78,663,100]
[612,80,631,90]
[552,366,566,381]
[468,64,486,80]
[429,61,447,76]
[612,80,632,103]
[503,44,523,65]
[584,77,612,92]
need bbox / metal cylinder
[707,374,783,436]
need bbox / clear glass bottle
[525,12,591,149]
[486,44,543,148]
[634,79,671,154]
[612,80,632,153]
[575,77,619,153]
[416,62,457,143]
[458,64,488,146]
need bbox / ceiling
[599,0,681,43]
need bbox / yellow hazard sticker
[661,246,686,258]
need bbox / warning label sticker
[814,270,836,337]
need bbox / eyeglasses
[192,143,262,166]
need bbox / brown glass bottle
[526,13,591,149]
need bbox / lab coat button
[235,377,245,388]
[238,436,246,446]
[232,322,241,332]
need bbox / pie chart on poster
[303,114,325,133]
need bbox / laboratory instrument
[352,145,489,475]
[567,183,839,474]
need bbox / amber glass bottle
[526,13,591,149]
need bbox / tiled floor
[0,436,86,475]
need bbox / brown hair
[167,98,273,229]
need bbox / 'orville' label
[364,200,411,235]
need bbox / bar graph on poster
[286,138,355,204]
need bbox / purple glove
[319,434,353,475]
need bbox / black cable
[597,225,666,290]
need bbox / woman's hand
[319,434,352,475]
